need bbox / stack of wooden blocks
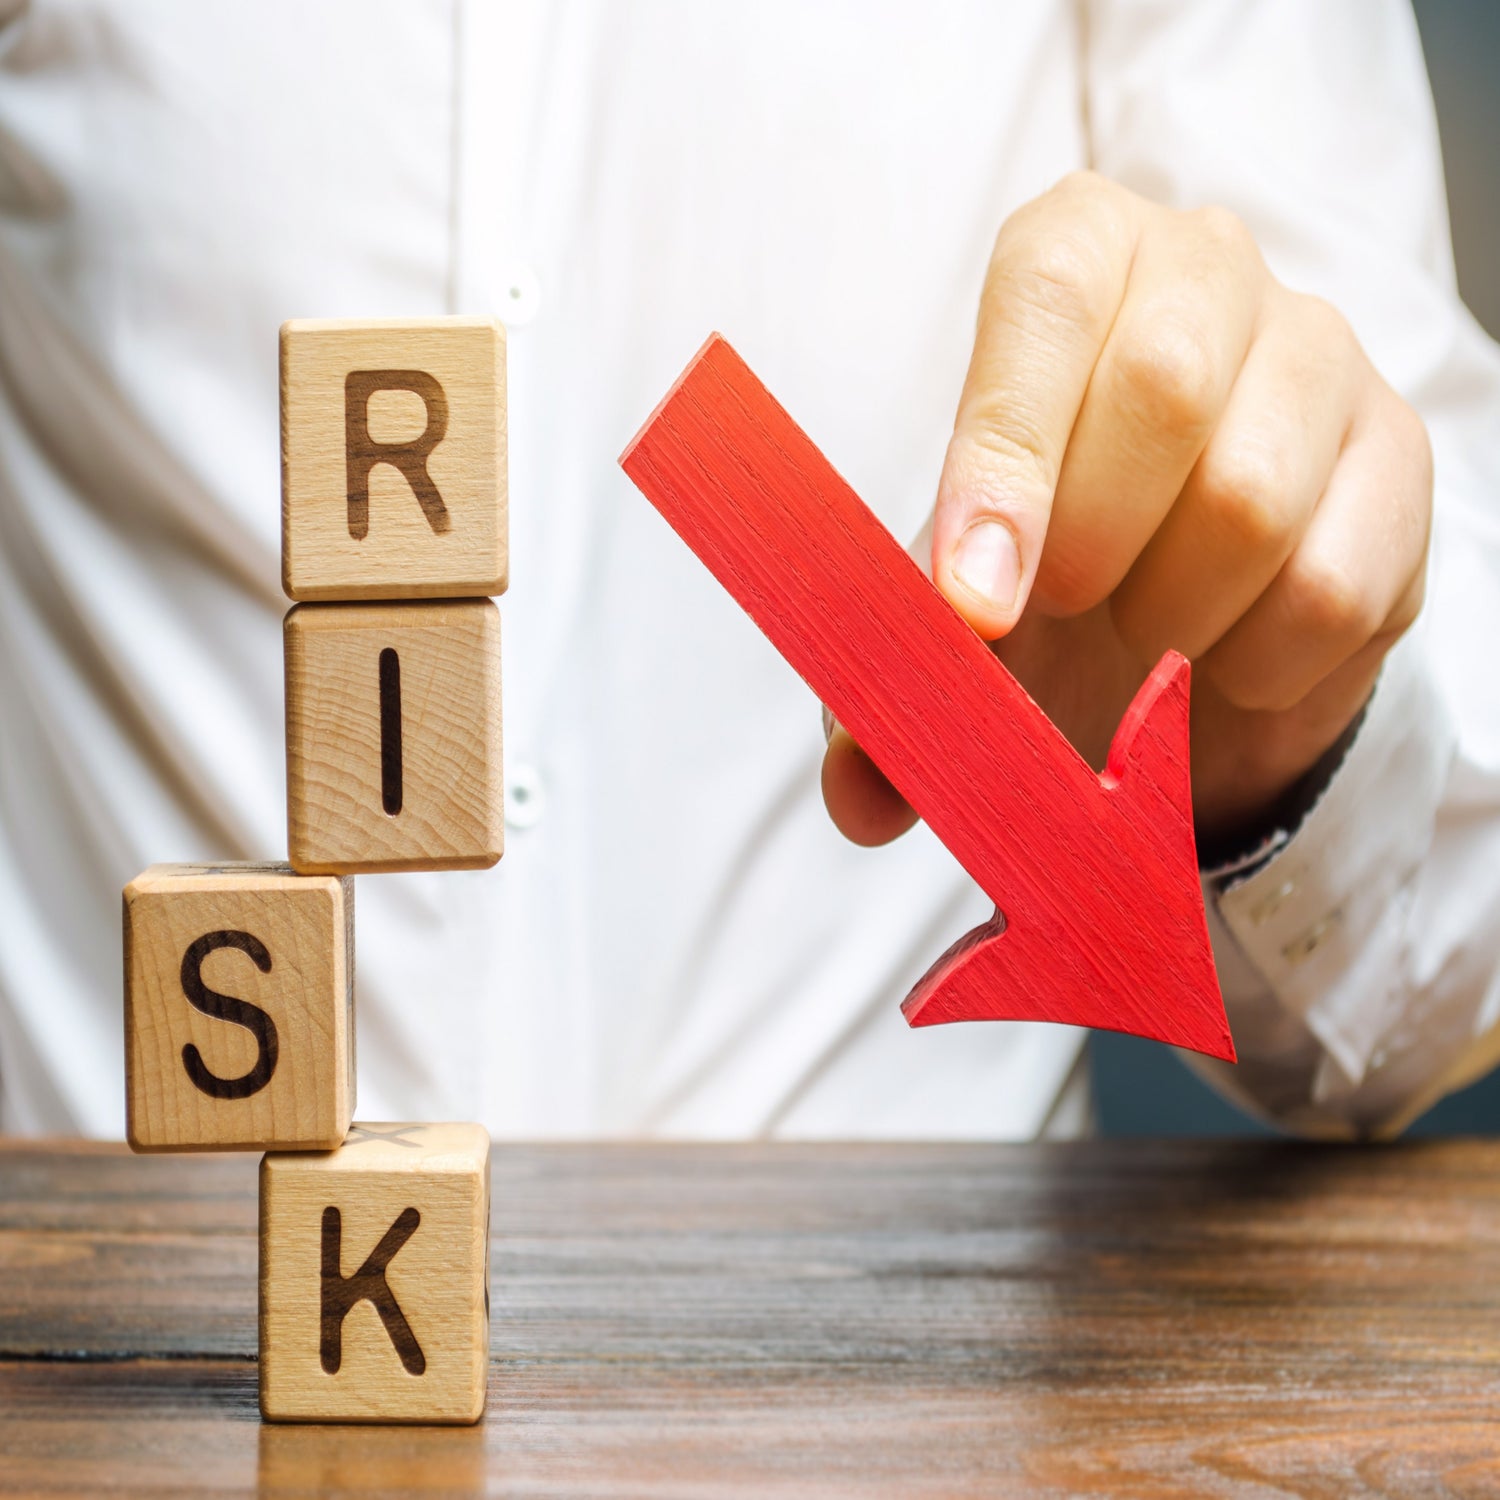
[122,317,507,1425]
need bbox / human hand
[823,172,1432,852]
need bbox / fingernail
[951,519,1021,613]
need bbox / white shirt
[0,0,1495,1140]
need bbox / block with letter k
[259,1123,491,1424]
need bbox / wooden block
[285,600,503,874]
[620,335,1235,1062]
[259,1122,491,1424]
[281,317,507,602]
[123,864,354,1153]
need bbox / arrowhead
[901,653,1235,1063]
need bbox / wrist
[1196,692,1372,873]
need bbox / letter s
[179,930,279,1100]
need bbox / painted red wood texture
[621,335,1233,1062]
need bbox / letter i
[379,646,402,816]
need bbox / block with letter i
[123,864,354,1152]
[285,599,503,872]
[259,1123,491,1424]
[280,316,507,874]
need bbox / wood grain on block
[620,335,1233,1062]
[259,1123,491,1425]
[285,600,503,874]
[123,864,354,1153]
[281,317,507,602]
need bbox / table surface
[2,1138,1499,1497]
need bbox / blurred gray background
[1094,0,1500,1136]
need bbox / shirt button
[506,762,547,830]
[1281,907,1343,966]
[497,263,541,327]
[1250,878,1298,926]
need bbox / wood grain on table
[1,1139,1498,1497]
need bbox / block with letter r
[122,863,354,1152]
[280,316,507,602]
[259,1122,491,1424]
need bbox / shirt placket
[451,0,600,1133]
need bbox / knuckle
[1199,660,1268,713]
[1054,168,1113,206]
[990,176,1134,337]
[1369,390,1435,557]
[1283,553,1379,644]
[1230,677,1304,716]
[1191,203,1258,266]
[986,231,1114,333]
[1112,320,1220,441]
[1393,391,1435,494]
[1295,292,1358,360]
[1198,443,1296,553]
[952,409,1056,493]
[1200,647,1303,715]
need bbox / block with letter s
[122,863,354,1152]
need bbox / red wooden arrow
[620,335,1234,1062]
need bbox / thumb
[933,183,1133,638]
[931,429,1044,640]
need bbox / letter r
[344,370,451,540]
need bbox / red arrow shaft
[621,334,1103,915]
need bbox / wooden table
[2,1139,1499,1496]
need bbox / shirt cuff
[1203,626,1455,1089]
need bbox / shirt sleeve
[1084,0,1500,1135]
